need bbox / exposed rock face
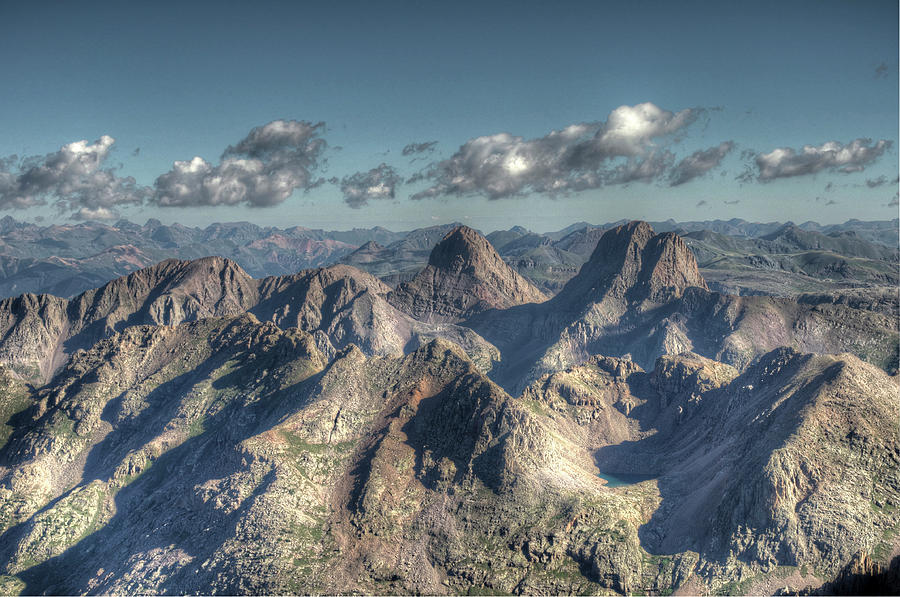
[253,263,499,368]
[635,349,900,578]
[524,347,900,594]
[68,256,259,344]
[2,314,893,595]
[0,320,636,595]
[0,221,897,595]
[557,221,708,308]
[0,259,500,383]
[0,293,69,380]
[468,221,898,391]
[389,226,547,322]
[0,257,257,382]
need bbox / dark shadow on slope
[80,352,234,484]
[5,328,328,593]
[18,436,277,595]
[595,355,846,570]
[12,354,319,594]
[776,554,900,595]
[400,375,509,493]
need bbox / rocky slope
[0,219,897,595]
[0,257,257,381]
[0,313,895,595]
[0,318,631,594]
[0,257,499,384]
[466,221,898,391]
[388,226,547,322]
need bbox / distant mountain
[648,217,900,246]
[0,216,895,301]
[339,223,462,285]
[683,225,898,295]
[0,217,407,299]
[484,225,531,251]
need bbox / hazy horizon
[3,211,899,238]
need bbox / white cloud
[340,163,402,208]
[754,138,891,180]
[669,141,735,186]
[0,135,147,216]
[152,120,326,208]
[597,103,695,156]
[411,102,702,199]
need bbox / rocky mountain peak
[427,225,498,272]
[389,225,547,322]
[557,221,707,306]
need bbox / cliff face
[0,258,258,382]
[388,226,547,322]
[556,221,708,308]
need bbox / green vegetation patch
[0,379,31,452]
[11,481,107,573]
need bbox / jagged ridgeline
[0,222,896,595]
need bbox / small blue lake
[597,472,656,487]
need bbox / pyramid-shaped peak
[428,225,500,271]
[389,225,547,322]
[358,240,383,251]
[586,220,656,261]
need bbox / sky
[0,0,897,232]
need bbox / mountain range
[0,215,895,301]
[0,219,896,595]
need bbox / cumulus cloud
[752,138,891,181]
[669,141,734,186]
[340,163,402,208]
[0,135,148,218]
[412,102,701,200]
[402,141,437,156]
[152,120,326,208]
[593,103,697,157]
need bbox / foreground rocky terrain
[0,221,896,595]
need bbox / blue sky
[0,0,897,231]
